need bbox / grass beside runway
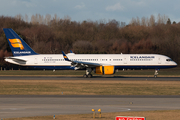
[1,80,180,95]
[0,67,180,76]
[4,110,180,120]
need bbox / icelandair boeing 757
[3,28,177,78]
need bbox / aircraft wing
[62,51,106,69]
[72,61,101,67]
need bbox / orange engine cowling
[94,66,115,75]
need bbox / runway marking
[0,108,25,111]
[118,108,131,111]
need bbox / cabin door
[34,57,38,64]
[124,57,127,64]
[158,58,161,64]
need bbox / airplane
[3,28,177,78]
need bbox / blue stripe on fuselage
[32,66,75,70]
[25,65,177,70]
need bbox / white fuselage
[5,53,177,70]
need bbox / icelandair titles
[130,56,155,61]
[130,56,155,59]
[14,51,31,54]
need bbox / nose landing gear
[154,69,159,78]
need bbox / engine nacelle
[94,66,115,75]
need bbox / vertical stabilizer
[3,28,38,56]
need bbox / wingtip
[61,51,65,55]
[61,51,70,61]
[70,50,73,53]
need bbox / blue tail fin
[3,28,38,56]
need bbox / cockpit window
[166,59,172,61]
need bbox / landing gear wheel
[83,74,87,78]
[154,69,159,78]
[88,74,92,78]
[84,68,93,78]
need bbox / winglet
[61,51,70,61]
[70,50,73,53]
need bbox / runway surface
[1,76,180,118]
[0,76,180,81]
[1,95,180,119]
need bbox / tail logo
[9,39,24,50]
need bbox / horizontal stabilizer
[5,57,27,64]
[5,57,27,62]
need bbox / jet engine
[94,66,115,75]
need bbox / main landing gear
[83,68,93,78]
[154,69,159,78]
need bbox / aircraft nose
[173,61,178,66]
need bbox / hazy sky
[0,0,180,24]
